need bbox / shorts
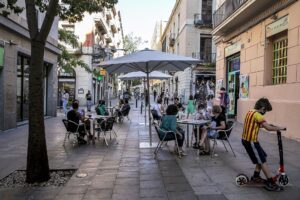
[242,139,267,164]
[207,129,218,138]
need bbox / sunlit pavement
[0,98,300,200]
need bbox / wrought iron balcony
[169,33,176,47]
[194,14,212,28]
[192,52,216,64]
[213,0,248,28]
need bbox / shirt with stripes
[242,110,266,142]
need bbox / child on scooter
[242,97,286,191]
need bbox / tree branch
[25,0,39,39]
[38,0,59,42]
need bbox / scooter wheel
[279,174,289,186]
[235,174,249,186]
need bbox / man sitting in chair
[67,102,90,144]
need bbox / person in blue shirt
[159,104,186,155]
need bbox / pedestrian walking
[164,89,170,105]
[219,87,229,113]
[86,90,92,112]
[62,90,69,114]
[186,95,195,118]
[153,89,157,102]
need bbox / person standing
[164,89,170,105]
[153,89,157,102]
[62,90,69,115]
[86,90,92,112]
[219,87,229,113]
[186,95,195,119]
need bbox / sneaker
[250,176,266,184]
[192,143,200,149]
[264,181,283,192]
[179,151,188,156]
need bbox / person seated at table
[114,99,124,117]
[67,102,90,144]
[198,105,226,155]
[192,104,211,149]
[96,100,109,116]
[174,97,185,112]
[121,99,130,115]
[152,98,164,120]
[159,104,187,156]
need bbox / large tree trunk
[26,40,50,183]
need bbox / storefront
[57,69,76,108]
[213,0,300,140]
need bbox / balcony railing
[213,0,248,28]
[192,52,216,64]
[194,13,212,28]
[169,33,176,47]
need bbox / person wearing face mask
[242,98,286,191]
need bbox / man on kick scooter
[242,98,286,191]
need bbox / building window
[272,37,288,85]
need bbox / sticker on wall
[239,75,249,99]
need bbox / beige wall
[215,1,300,140]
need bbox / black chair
[120,107,131,123]
[153,122,181,158]
[95,117,117,146]
[62,119,86,146]
[210,120,236,157]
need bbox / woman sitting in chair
[198,105,226,155]
[159,104,186,156]
[96,100,109,116]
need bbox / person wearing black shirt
[198,105,226,155]
[86,90,92,112]
[67,102,90,144]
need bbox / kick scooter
[235,128,289,187]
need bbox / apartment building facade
[213,0,300,139]
[0,1,60,130]
[158,0,216,103]
[59,6,124,106]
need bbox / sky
[118,0,176,49]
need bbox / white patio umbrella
[118,71,172,80]
[101,48,199,146]
[118,71,172,124]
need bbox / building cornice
[0,15,60,55]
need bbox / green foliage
[58,28,102,77]
[132,79,141,86]
[123,33,143,54]
[2,0,117,23]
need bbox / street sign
[100,69,106,76]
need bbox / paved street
[0,99,300,200]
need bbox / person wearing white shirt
[62,90,69,114]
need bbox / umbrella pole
[143,78,146,125]
[146,71,152,146]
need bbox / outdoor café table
[87,114,111,144]
[107,106,115,115]
[177,119,210,147]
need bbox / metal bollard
[136,98,138,108]
[109,100,111,107]
[141,101,143,114]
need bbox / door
[227,54,240,116]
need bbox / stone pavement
[0,98,300,200]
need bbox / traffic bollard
[136,98,138,108]
[141,101,143,114]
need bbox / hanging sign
[239,74,249,99]
[266,15,288,37]
[225,42,241,57]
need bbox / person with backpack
[219,87,229,113]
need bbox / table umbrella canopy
[118,71,172,80]
[100,48,199,146]
[101,48,199,74]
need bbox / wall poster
[239,74,249,99]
